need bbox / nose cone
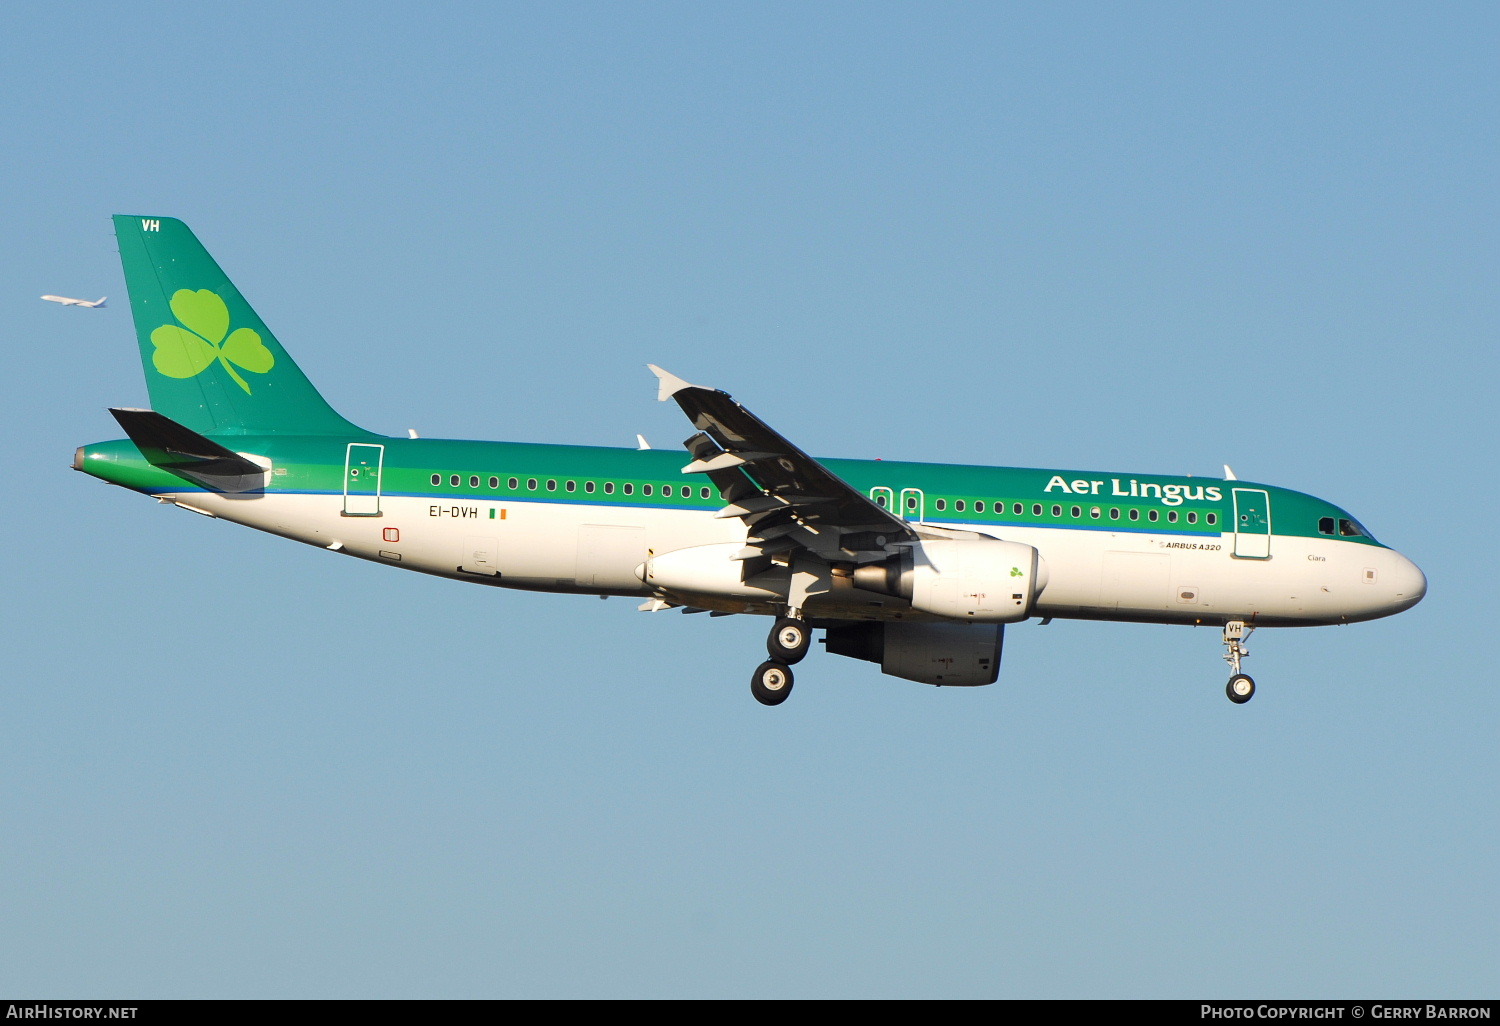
[1385,550,1427,614]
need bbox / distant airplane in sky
[74,216,1427,707]
[42,295,106,308]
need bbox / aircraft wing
[649,365,916,571]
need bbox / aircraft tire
[1226,674,1256,704]
[767,618,811,664]
[751,661,794,706]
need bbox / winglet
[1223,464,1238,481]
[647,364,695,402]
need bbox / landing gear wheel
[767,617,811,664]
[751,660,794,706]
[1226,674,1256,704]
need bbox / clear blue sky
[4,1,1495,999]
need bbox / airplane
[73,215,1427,707]
[43,295,107,307]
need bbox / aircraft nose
[1385,550,1427,613]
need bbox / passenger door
[343,443,383,516]
[1232,488,1271,559]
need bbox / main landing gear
[768,617,811,663]
[751,660,794,706]
[751,616,811,706]
[1222,620,1256,704]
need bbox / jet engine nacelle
[824,621,1004,686]
[637,542,784,600]
[853,538,1046,623]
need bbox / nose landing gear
[1227,673,1255,703]
[1223,620,1256,704]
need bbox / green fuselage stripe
[77,434,1387,547]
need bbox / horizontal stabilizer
[109,408,267,490]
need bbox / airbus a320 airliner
[75,216,1426,706]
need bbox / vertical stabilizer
[113,215,374,437]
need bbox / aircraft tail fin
[112,215,372,438]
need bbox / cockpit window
[1339,518,1368,538]
[1320,516,1376,541]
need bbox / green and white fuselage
[77,435,1422,628]
[74,216,1426,705]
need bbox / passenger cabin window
[488,476,499,489]
[509,477,518,489]
[449,475,460,487]
[430,474,441,486]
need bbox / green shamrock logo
[150,289,274,394]
[1010,567,1024,577]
